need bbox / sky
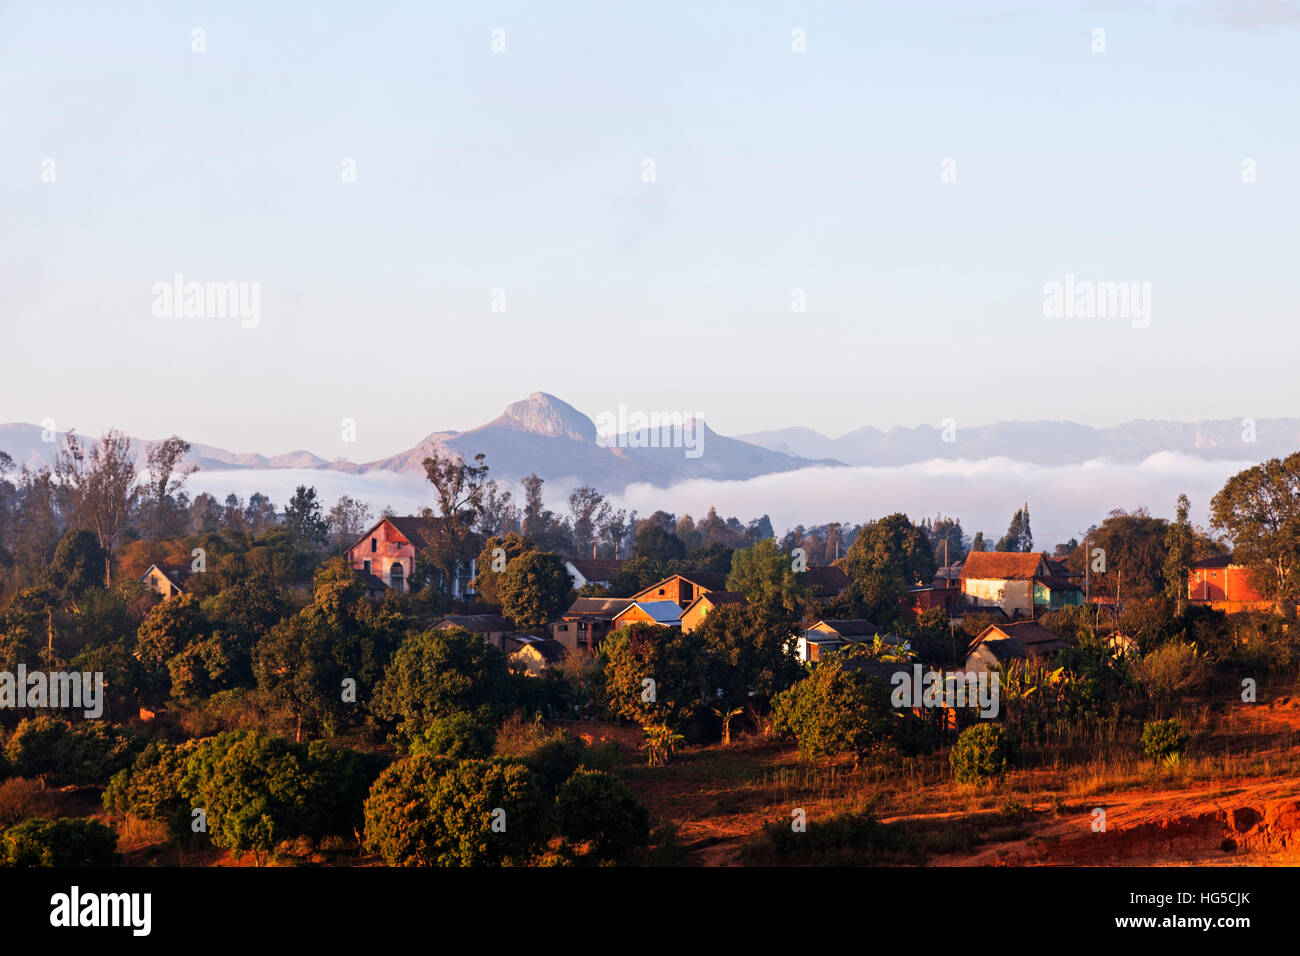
[2,0,1298,464]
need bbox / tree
[995,503,1033,553]
[842,513,935,623]
[949,724,1018,785]
[283,485,329,548]
[477,480,520,539]
[136,594,207,681]
[770,663,895,768]
[1210,453,1300,612]
[634,524,685,563]
[363,756,548,866]
[327,495,372,548]
[178,733,358,868]
[46,529,107,599]
[555,770,650,862]
[1163,494,1195,614]
[143,436,196,541]
[497,551,574,630]
[55,429,139,586]
[410,714,495,759]
[727,539,805,615]
[971,531,986,552]
[256,559,404,740]
[600,623,707,737]
[1,817,118,867]
[568,487,611,558]
[695,604,803,743]
[471,532,537,606]
[425,450,491,524]
[373,627,513,744]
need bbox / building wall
[1187,565,1267,604]
[631,577,705,608]
[962,578,1033,617]
[680,600,715,634]
[612,605,662,628]
[346,520,416,593]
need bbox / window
[390,562,404,591]
[363,560,371,573]
[371,538,377,553]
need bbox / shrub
[949,724,1018,785]
[0,817,118,867]
[770,663,894,767]
[555,770,649,862]
[0,778,56,828]
[363,756,549,866]
[410,713,495,760]
[103,741,197,839]
[1140,718,1188,761]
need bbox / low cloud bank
[186,452,1253,547]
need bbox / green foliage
[363,756,548,866]
[727,539,806,614]
[770,663,895,766]
[497,550,574,630]
[180,731,377,862]
[374,627,513,745]
[410,713,495,759]
[1135,642,1211,701]
[599,623,707,734]
[949,723,1018,785]
[1140,718,1188,761]
[256,558,405,738]
[555,769,650,861]
[103,740,198,839]
[1210,453,1300,608]
[45,529,107,599]
[472,533,537,606]
[843,513,935,624]
[0,817,118,867]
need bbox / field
[610,686,1300,866]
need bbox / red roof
[960,552,1045,581]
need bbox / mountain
[0,393,839,491]
[736,418,1300,466]
[5,398,1296,494]
[354,393,838,487]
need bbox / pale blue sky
[2,0,1297,462]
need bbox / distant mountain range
[736,419,1300,467]
[2,395,1293,492]
[0,393,837,490]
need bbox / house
[804,565,850,599]
[630,572,730,609]
[796,619,888,663]
[551,597,630,653]
[436,613,537,653]
[1033,574,1084,611]
[908,582,961,615]
[680,591,748,634]
[139,564,191,599]
[959,552,1052,618]
[508,637,569,676]
[610,601,683,629]
[962,621,1070,673]
[1187,555,1270,611]
[564,557,625,590]
[345,516,474,596]
[353,569,388,600]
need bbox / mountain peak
[491,392,597,442]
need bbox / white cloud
[186,452,1252,547]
